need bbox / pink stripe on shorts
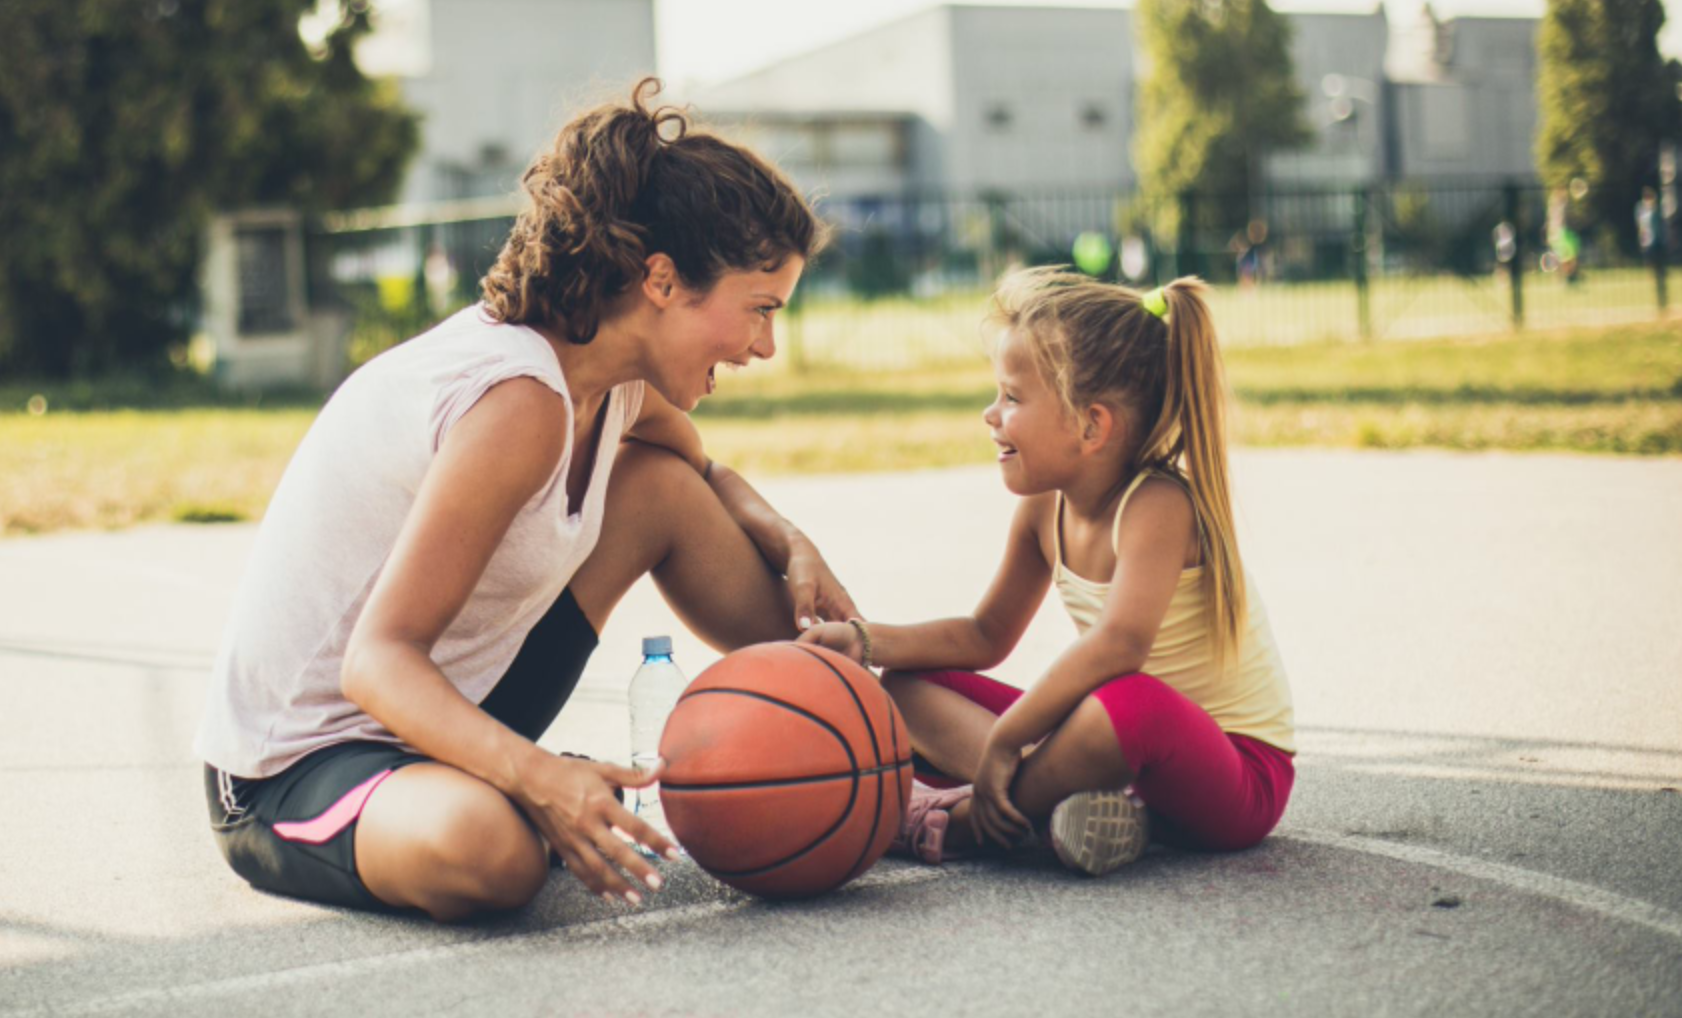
[272,768,394,845]
[910,669,1294,852]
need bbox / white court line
[2,866,946,1018]
[1280,828,1682,941]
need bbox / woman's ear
[642,254,677,306]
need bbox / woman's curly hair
[481,78,827,343]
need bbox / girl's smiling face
[982,327,1083,495]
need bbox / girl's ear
[1080,403,1116,453]
[642,254,678,306]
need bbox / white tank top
[194,305,646,778]
[1051,471,1295,754]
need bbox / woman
[196,79,855,922]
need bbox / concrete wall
[947,6,1133,193]
[1263,10,1390,187]
[696,5,1134,198]
[1389,18,1538,180]
[399,0,657,203]
[694,7,955,195]
[709,113,919,199]
[694,8,956,130]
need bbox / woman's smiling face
[649,257,805,411]
[982,328,1083,496]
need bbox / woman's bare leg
[567,442,798,649]
[355,444,796,921]
[356,764,549,922]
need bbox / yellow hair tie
[1141,288,1169,321]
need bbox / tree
[1536,0,1681,253]
[0,0,417,378]
[1132,0,1313,244]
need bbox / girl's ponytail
[1161,280,1246,665]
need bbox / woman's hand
[796,621,865,663]
[969,735,1032,848]
[511,754,678,905]
[784,531,860,632]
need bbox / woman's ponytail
[482,77,824,343]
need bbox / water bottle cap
[642,635,673,657]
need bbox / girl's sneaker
[1048,788,1150,876]
[890,781,973,864]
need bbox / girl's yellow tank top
[1052,471,1296,754]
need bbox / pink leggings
[908,670,1294,852]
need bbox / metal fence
[307,178,1675,374]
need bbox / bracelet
[846,617,874,670]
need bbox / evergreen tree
[1536,0,1680,253]
[1133,0,1313,241]
[0,0,417,378]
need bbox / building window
[829,123,900,168]
[984,103,1012,131]
[235,226,295,336]
[1079,102,1108,130]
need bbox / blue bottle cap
[642,635,673,657]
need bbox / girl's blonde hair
[989,267,1245,663]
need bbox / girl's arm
[801,495,1053,672]
[341,378,672,905]
[967,478,1195,846]
[989,478,1195,752]
[626,387,859,627]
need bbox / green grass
[770,267,1672,369]
[0,409,316,536]
[2,318,1678,537]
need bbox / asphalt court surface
[2,450,1679,1016]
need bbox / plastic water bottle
[627,635,686,856]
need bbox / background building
[395,0,658,204]
[1385,9,1540,180]
[694,2,1540,201]
[1262,9,1392,188]
[696,5,1136,198]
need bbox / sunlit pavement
[2,450,1679,1017]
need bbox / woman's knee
[427,793,547,910]
[360,768,547,918]
[609,441,708,510]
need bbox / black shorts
[203,587,599,911]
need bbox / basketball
[657,642,914,898]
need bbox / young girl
[800,269,1294,875]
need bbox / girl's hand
[785,532,860,631]
[970,738,1032,848]
[796,621,864,663]
[512,755,678,905]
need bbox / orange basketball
[657,642,914,898]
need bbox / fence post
[1504,182,1524,330]
[1176,191,1197,279]
[1653,208,1669,314]
[784,285,806,374]
[1352,186,1372,340]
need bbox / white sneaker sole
[1049,789,1150,876]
